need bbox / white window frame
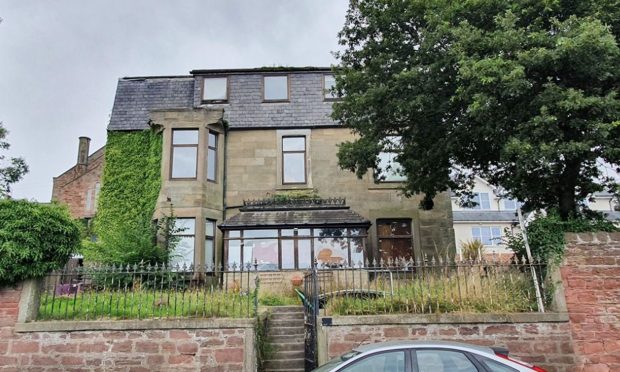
[472,226,502,246]
[376,136,406,182]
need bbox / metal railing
[37,263,259,321]
[310,257,548,316]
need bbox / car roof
[352,340,495,355]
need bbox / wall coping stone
[564,231,620,244]
[15,317,256,333]
[320,312,568,326]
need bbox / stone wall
[225,127,455,262]
[0,282,255,372]
[562,232,620,372]
[317,313,575,372]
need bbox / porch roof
[218,208,371,230]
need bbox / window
[472,226,502,246]
[171,129,198,179]
[264,75,288,101]
[225,227,366,270]
[476,357,518,372]
[202,77,228,102]
[377,136,406,182]
[416,349,478,372]
[93,182,100,212]
[466,192,491,210]
[205,219,216,270]
[85,182,102,212]
[171,218,196,268]
[207,131,218,182]
[282,136,306,184]
[85,188,93,212]
[503,198,519,210]
[341,351,406,372]
[324,74,337,100]
[377,220,413,263]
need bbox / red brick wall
[0,284,250,371]
[321,318,575,372]
[562,232,620,372]
[51,147,104,219]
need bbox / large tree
[0,122,28,198]
[334,0,620,219]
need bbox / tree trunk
[558,160,580,220]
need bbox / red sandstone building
[51,137,104,221]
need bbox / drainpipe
[221,119,229,271]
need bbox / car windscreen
[312,351,361,372]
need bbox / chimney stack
[77,137,91,166]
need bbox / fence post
[253,270,260,317]
[17,278,42,322]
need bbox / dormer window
[324,74,337,100]
[202,77,228,103]
[263,75,289,102]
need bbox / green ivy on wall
[84,129,163,264]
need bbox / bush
[505,211,618,264]
[0,200,81,285]
[460,239,484,261]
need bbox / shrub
[460,239,484,261]
[504,211,618,264]
[0,200,81,285]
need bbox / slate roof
[219,208,371,230]
[452,211,518,222]
[107,67,340,131]
[108,77,195,131]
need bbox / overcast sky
[0,1,349,201]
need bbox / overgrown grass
[38,289,255,320]
[258,291,301,306]
[323,271,540,316]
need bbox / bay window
[171,218,196,267]
[171,129,198,179]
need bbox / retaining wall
[317,313,575,372]
[0,281,255,372]
[562,232,620,371]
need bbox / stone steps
[264,306,305,372]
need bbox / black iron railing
[38,263,259,320]
[310,257,548,316]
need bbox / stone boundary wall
[562,232,620,372]
[0,282,256,371]
[317,313,575,372]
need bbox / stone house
[105,67,455,271]
[51,137,104,222]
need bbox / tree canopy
[0,122,28,198]
[334,0,620,219]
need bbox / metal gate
[303,267,319,371]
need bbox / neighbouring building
[452,176,620,260]
[106,67,456,271]
[451,177,520,259]
[51,137,104,222]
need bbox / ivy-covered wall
[87,129,163,263]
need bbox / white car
[313,340,547,372]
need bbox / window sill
[201,100,229,104]
[276,184,311,191]
[263,100,290,103]
[368,182,404,190]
